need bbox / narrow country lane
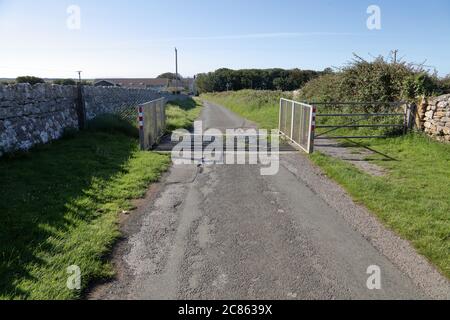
[90,101,450,300]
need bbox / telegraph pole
[76,71,82,83]
[175,48,178,94]
[393,50,398,64]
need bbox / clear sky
[0,0,449,79]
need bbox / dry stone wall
[0,83,161,156]
[418,94,450,142]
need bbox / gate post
[406,103,417,131]
[138,105,145,150]
[308,106,316,154]
[278,99,282,133]
[290,101,295,139]
[75,84,86,130]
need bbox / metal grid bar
[317,113,405,117]
[315,136,389,139]
[302,101,406,106]
[316,124,404,128]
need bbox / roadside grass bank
[202,90,450,278]
[166,98,203,132]
[202,90,292,130]
[0,116,170,300]
[311,134,450,278]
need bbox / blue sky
[0,0,449,79]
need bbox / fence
[279,98,316,153]
[138,98,166,150]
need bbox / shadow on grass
[167,98,198,111]
[165,98,202,133]
[0,116,138,299]
[341,138,399,162]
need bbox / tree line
[195,68,330,93]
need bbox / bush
[296,73,345,103]
[438,75,450,94]
[298,54,441,104]
[53,79,77,86]
[16,76,45,85]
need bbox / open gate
[279,98,316,154]
[279,99,415,154]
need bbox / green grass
[203,90,450,278]
[202,90,292,130]
[203,90,405,137]
[166,98,203,132]
[310,134,450,278]
[0,116,170,300]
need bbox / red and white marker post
[138,105,145,150]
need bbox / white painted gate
[279,98,316,154]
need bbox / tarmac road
[90,101,450,300]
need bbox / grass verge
[311,134,450,278]
[203,90,450,278]
[166,98,203,132]
[202,90,291,130]
[0,116,170,299]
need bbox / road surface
[90,101,450,300]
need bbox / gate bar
[316,124,404,128]
[315,136,389,140]
[317,113,404,117]
[304,101,406,106]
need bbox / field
[202,90,450,278]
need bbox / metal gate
[313,102,414,141]
[279,99,415,154]
[279,98,316,154]
[138,98,166,150]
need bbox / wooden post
[407,103,417,131]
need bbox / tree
[53,79,77,86]
[157,72,182,80]
[16,76,45,85]
[195,68,321,93]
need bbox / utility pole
[175,48,178,94]
[76,71,82,83]
[393,50,398,64]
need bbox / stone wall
[0,83,162,156]
[82,86,160,120]
[418,94,450,142]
